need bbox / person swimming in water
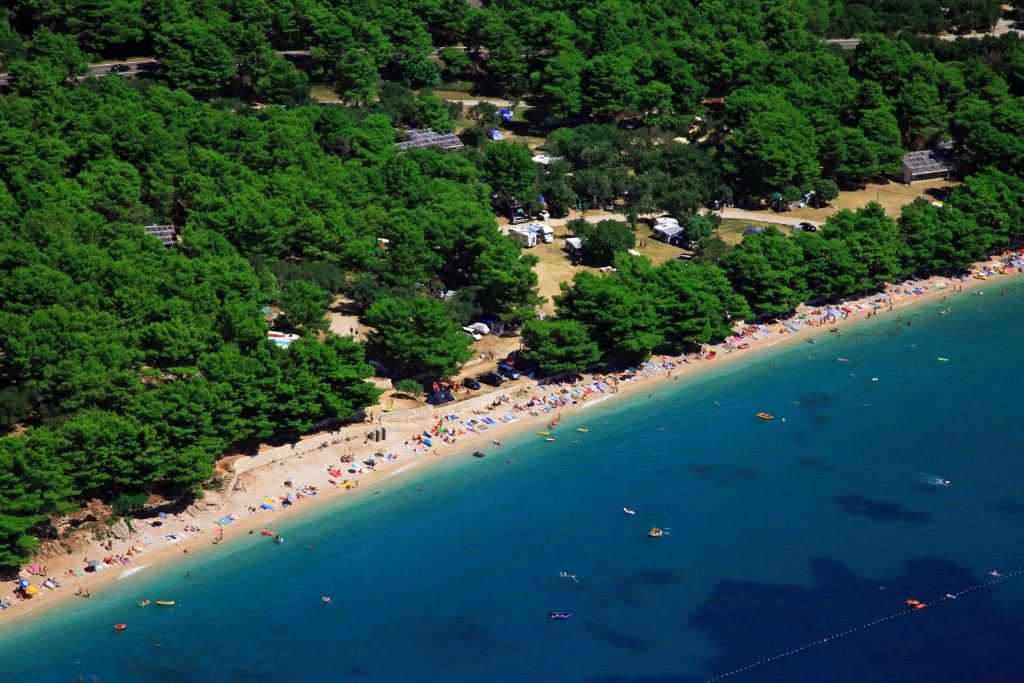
[559,571,578,583]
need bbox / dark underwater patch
[688,463,758,484]
[831,493,933,523]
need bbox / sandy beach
[3,257,1022,628]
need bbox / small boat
[472,451,486,458]
[937,357,949,362]
[114,624,127,631]
[537,431,550,436]
[623,507,636,515]
[905,599,924,607]
[138,599,150,607]
[756,412,773,420]
[545,438,556,442]
[577,428,589,433]
[990,570,1002,577]
[155,600,175,606]
[321,595,333,604]
[261,529,275,536]
[648,527,664,538]
[945,593,957,600]
[548,611,572,620]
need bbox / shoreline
[2,263,1021,630]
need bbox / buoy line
[704,569,1022,682]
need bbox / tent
[653,224,684,242]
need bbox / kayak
[537,431,550,436]
[548,612,572,620]
[114,624,127,631]
[155,600,175,606]
[577,428,589,433]
[623,507,636,515]
[756,412,773,420]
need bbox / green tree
[896,79,946,149]
[521,319,600,374]
[576,219,636,266]
[684,215,715,242]
[483,142,539,200]
[721,227,807,316]
[154,20,237,97]
[821,202,903,291]
[271,335,379,433]
[364,296,473,378]
[466,237,540,319]
[278,279,329,335]
[724,101,821,199]
[554,269,662,364]
[413,91,454,133]
[0,435,75,568]
[582,54,638,118]
[537,49,586,118]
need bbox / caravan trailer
[508,226,537,247]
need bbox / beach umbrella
[25,585,37,596]
[18,579,29,589]
[84,565,96,573]
[158,512,168,519]
[152,520,163,527]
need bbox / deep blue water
[3,285,1024,682]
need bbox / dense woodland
[1,1,1023,568]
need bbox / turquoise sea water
[3,285,1024,682]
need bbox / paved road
[826,16,1022,49]
[825,38,862,50]
[0,58,158,86]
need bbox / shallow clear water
[3,285,1023,682]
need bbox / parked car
[497,362,521,380]
[603,202,616,211]
[477,371,506,387]
[462,377,482,390]
[797,222,818,232]
[535,210,550,220]
[462,326,483,341]
[110,64,131,73]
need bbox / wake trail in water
[705,569,1023,682]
